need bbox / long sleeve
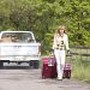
[65,35,69,50]
[52,34,57,49]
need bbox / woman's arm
[65,34,70,50]
[52,34,57,49]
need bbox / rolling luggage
[63,63,72,79]
[42,57,57,79]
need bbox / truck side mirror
[36,38,40,42]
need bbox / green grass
[71,57,90,83]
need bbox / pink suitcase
[42,57,57,79]
[63,63,72,79]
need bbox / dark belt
[55,48,65,50]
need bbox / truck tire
[29,60,39,69]
[0,62,3,69]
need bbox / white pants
[54,49,66,79]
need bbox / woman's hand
[67,49,71,55]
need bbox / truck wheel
[29,60,39,69]
[34,60,39,69]
[0,62,3,69]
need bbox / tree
[0,0,90,54]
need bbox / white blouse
[52,33,69,50]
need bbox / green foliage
[0,0,90,54]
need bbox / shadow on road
[0,63,33,70]
[0,66,30,70]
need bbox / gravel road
[0,63,90,90]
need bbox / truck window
[1,32,34,43]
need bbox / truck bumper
[0,55,41,62]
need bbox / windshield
[1,32,34,43]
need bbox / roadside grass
[71,56,90,83]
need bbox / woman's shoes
[57,77,63,81]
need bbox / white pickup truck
[0,31,41,68]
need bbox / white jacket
[53,33,69,50]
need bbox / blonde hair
[55,25,67,34]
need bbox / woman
[52,25,70,80]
